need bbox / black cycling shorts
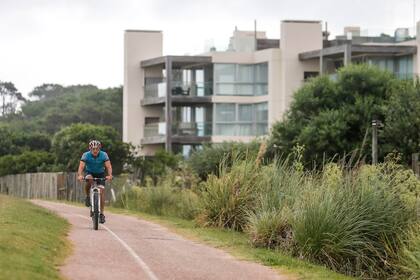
[85,172,106,186]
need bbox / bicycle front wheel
[92,191,99,230]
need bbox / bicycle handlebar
[82,177,107,181]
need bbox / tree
[29,84,65,100]
[0,151,55,176]
[131,149,181,184]
[0,81,26,116]
[382,81,420,162]
[0,127,51,157]
[20,85,122,135]
[267,64,418,165]
[51,123,130,174]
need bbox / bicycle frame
[84,177,105,230]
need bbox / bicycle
[84,176,106,230]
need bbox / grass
[105,204,354,280]
[0,195,71,280]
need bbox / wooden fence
[0,172,85,201]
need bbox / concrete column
[344,44,352,66]
[320,49,324,74]
[165,57,173,152]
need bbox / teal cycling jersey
[81,151,110,174]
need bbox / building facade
[123,20,419,156]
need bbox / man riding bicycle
[77,140,113,224]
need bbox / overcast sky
[0,0,417,96]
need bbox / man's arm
[105,160,113,181]
[77,161,86,181]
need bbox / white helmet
[88,140,101,150]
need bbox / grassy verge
[0,195,71,280]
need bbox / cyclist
[77,140,113,224]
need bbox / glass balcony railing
[143,122,166,138]
[144,122,212,138]
[144,79,213,99]
[172,122,212,137]
[214,122,268,136]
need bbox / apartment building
[123,20,419,156]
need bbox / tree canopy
[52,123,130,175]
[0,81,26,116]
[267,64,420,165]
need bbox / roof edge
[125,29,162,33]
[282,20,321,24]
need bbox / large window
[214,102,268,136]
[368,55,413,80]
[214,63,268,96]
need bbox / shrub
[292,169,415,278]
[113,169,200,220]
[188,141,261,180]
[0,151,55,176]
[52,123,130,174]
[400,224,420,279]
[246,160,305,249]
[247,208,293,250]
[197,158,261,231]
[131,150,181,184]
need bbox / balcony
[142,122,166,144]
[142,122,212,144]
[172,121,212,137]
[142,79,213,106]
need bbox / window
[255,102,268,122]
[304,72,319,81]
[214,102,268,136]
[238,104,253,121]
[214,63,268,96]
[215,103,235,122]
[214,64,235,82]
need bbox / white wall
[280,21,322,117]
[123,30,162,153]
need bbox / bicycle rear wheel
[92,191,99,230]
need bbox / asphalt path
[32,200,289,280]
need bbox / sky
[0,0,418,96]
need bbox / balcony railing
[143,122,166,138]
[214,122,268,136]
[144,122,212,138]
[144,79,213,99]
[172,122,212,137]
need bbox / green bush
[0,151,55,176]
[268,64,420,166]
[113,168,200,220]
[197,158,261,231]
[247,208,293,250]
[115,185,199,219]
[188,141,261,180]
[52,123,130,174]
[247,160,305,250]
[292,168,415,278]
[400,224,420,279]
[131,150,182,184]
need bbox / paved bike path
[32,200,289,280]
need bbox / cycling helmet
[88,140,101,150]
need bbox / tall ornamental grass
[247,160,305,250]
[197,157,262,231]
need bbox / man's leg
[99,187,105,213]
[84,175,93,207]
